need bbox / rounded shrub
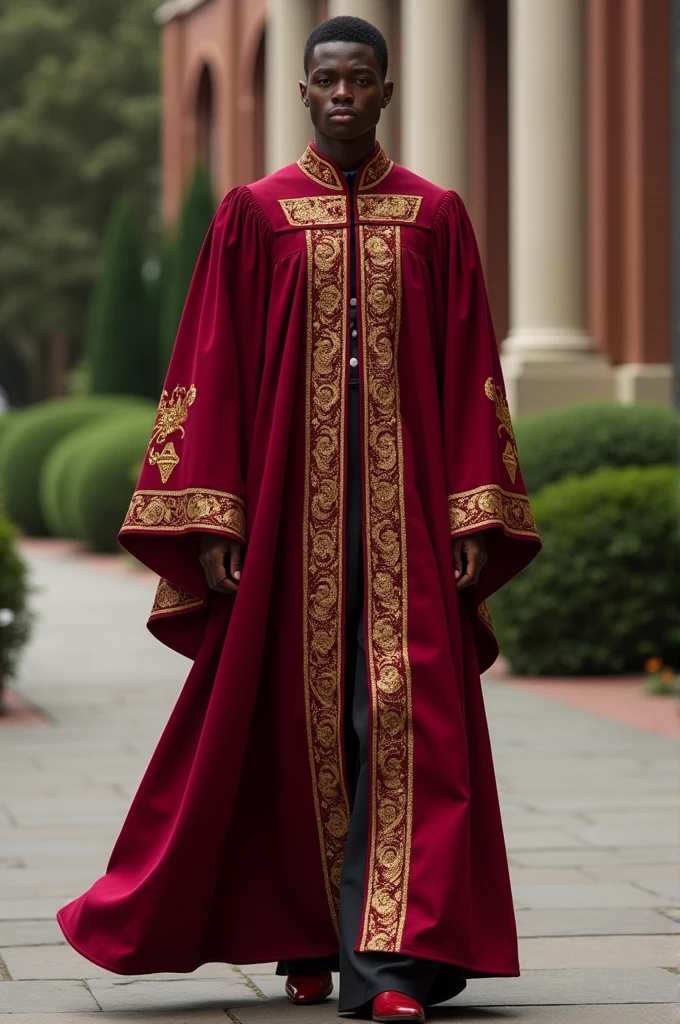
[514,402,678,494]
[66,407,156,552]
[491,464,677,676]
[0,396,146,535]
[0,511,32,681]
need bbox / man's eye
[316,78,331,86]
[355,78,368,86]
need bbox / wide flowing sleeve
[119,185,271,657]
[432,190,541,671]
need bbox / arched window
[196,64,218,184]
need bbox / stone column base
[500,351,616,416]
[615,364,674,406]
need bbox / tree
[161,164,216,373]
[0,0,160,402]
[88,196,156,399]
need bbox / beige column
[501,0,613,415]
[327,0,396,157]
[401,0,469,195]
[265,0,316,173]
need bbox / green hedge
[491,464,677,675]
[0,396,146,535]
[0,512,32,680]
[515,403,678,494]
[64,407,156,552]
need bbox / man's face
[300,41,392,141]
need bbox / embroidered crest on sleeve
[148,384,196,483]
[484,378,519,484]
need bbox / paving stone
[515,908,679,937]
[86,976,257,1011]
[0,920,64,947]
[1,944,243,982]
[223,1002,674,1023]
[503,831,586,851]
[518,934,677,970]
[632,879,680,902]
[509,868,592,884]
[0,1015,238,1024]
[454,967,676,1005]
[569,823,678,848]
[512,882,668,910]
[0,980,99,1011]
[510,847,678,868]
[583,863,679,883]
[0,897,66,920]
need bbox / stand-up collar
[298,140,393,192]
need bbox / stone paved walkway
[0,540,677,1021]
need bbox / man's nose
[332,81,354,103]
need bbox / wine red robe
[58,142,540,978]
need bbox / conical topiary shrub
[161,164,216,372]
[88,195,158,400]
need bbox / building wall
[156,0,672,407]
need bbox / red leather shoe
[372,991,426,1023]
[284,970,333,1004]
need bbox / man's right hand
[199,534,243,595]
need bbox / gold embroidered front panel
[358,195,422,224]
[484,378,519,484]
[358,223,414,952]
[279,196,347,227]
[121,487,246,543]
[302,227,351,935]
[148,384,197,483]
[298,145,343,190]
[447,484,538,539]
[149,578,203,619]
[358,147,394,190]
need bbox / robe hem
[57,910,518,980]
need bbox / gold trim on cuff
[448,484,538,539]
[121,488,246,543]
[149,579,203,619]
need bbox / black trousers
[277,384,465,1012]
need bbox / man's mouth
[329,108,357,120]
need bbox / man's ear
[381,80,394,109]
[299,81,309,106]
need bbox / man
[58,16,540,1023]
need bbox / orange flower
[661,668,676,685]
[645,656,664,674]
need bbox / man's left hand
[452,532,488,591]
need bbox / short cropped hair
[304,16,388,79]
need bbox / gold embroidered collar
[297,143,393,192]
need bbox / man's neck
[312,129,377,172]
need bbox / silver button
[349,357,358,367]
[351,329,358,337]
[350,297,357,306]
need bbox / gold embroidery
[358,146,394,190]
[477,599,493,631]
[121,487,246,543]
[298,145,343,190]
[279,196,347,227]
[358,195,422,224]
[484,378,519,484]
[447,484,538,539]
[149,578,203,619]
[302,227,350,936]
[358,223,413,952]
[148,442,180,484]
[148,384,197,482]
